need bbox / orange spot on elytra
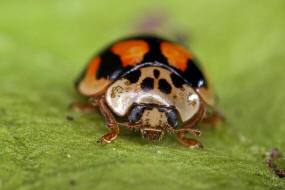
[87,57,101,78]
[160,42,193,72]
[111,40,150,67]
[78,57,111,96]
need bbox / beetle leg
[176,104,205,148]
[176,132,203,148]
[200,108,225,126]
[69,102,97,112]
[96,96,141,143]
[97,96,120,143]
[69,97,100,112]
[169,128,201,136]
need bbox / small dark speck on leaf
[70,179,76,185]
[274,169,285,178]
[264,148,285,178]
[66,116,74,121]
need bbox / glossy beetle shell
[76,35,215,110]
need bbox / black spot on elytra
[153,69,160,78]
[97,49,124,80]
[124,69,141,83]
[141,78,154,91]
[170,73,185,88]
[159,79,172,94]
[139,36,168,63]
[76,35,208,93]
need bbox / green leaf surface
[0,0,284,189]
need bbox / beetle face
[128,104,178,140]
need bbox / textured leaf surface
[0,0,285,189]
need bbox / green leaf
[0,0,284,189]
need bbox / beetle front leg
[97,96,119,143]
[176,132,203,148]
[176,104,205,148]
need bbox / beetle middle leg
[200,108,225,126]
[69,97,100,112]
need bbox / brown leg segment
[177,132,203,148]
[72,96,141,143]
[69,97,100,112]
[97,96,120,143]
[69,102,97,112]
[200,108,225,126]
[96,98,141,143]
[176,104,205,148]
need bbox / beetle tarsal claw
[189,142,203,149]
[197,142,203,148]
[191,129,201,136]
[97,137,106,143]
[97,137,104,143]
[97,136,112,144]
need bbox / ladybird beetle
[75,35,224,148]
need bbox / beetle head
[128,104,179,140]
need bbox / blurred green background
[0,0,285,189]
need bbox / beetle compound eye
[128,105,145,123]
[166,109,178,128]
